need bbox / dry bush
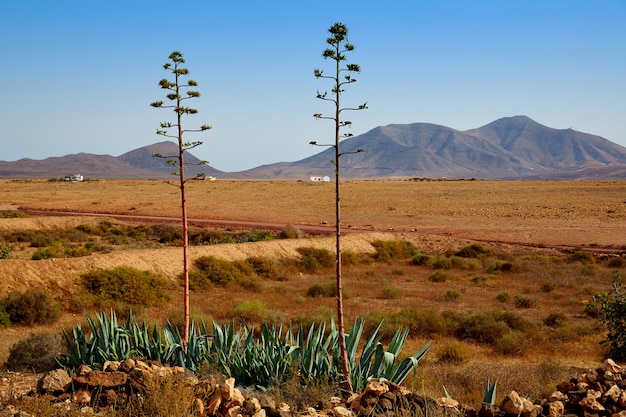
[3,289,60,325]
[371,240,418,262]
[4,332,65,372]
[192,256,242,288]
[296,247,335,273]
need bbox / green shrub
[31,246,59,260]
[4,332,65,372]
[514,294,537,308]
[540,281,556,293]
[471,276,487,285]
[607,257,626,268]
[306,282,337,298]
[365,308,453,338]
[0,303,11,329]
[371,240,418,262]
[453,310,533,346]
[593,283,626,360]
[297,247,335,273]
[496,292,511,303]
[0,243,12,259]
[341,249,362,265]
[455,243,491,258]
[487,261,515,273]
[238,276,265,292]
[429,255,453,270]
[429,270,454,283]
[192,256,242,287]
[493,331,529,356]
[543,312,568,328]
[245,256,281,279]
[4,289,60,325]
[150,224,183,244]
[567,251,595,265]
[230,300,275,323]
[410,252,430,266]
[444,290,461,301]
[0,210,28,218]
[279,223,303,239]
[436,342,469,364]
[379,287,403,300]
[80,266,170,306]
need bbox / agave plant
[483,379,497,405]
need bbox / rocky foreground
[0,359,624,417]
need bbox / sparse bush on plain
[568,251,596,265]
[80,266,171,306]
[279,223,303,239]
[455,243,491,258]
[593,283,626,361]
[3,289,60,326]
[410,251,431,266]
[0,243,12,259]
[429,270,455,283]
[379,286,403,300]
[514,294,537,308]
[496,292,511,302]
[606,256,626,268]
[0,210,28,218]
[444,290,461,301]
[543,312,568,328]
[487,261,515,273]
[341,249,362,265]
[230,300,276,324]
[307,282,340,298]
[430,255,453,270]
[371,240,418,262]
[245,256,281,279]
[297,247,335,273]
[436,342,470,364]
[493,330,530,356]
[4,332,65,372]
[192,256,242,288]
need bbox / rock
[244,397,262,414]
[305,407,318,417]
[72,388,92,405]
[75,364,92,377]
[557,382,578,393]
[501,391,524,415]
[253,409,267,417]
[437,397,459,408]
[332,406,352,417]
[364,379,389,396]
[103,360,120,372]
[605,359,622,373]
[478,403,499,417]
[222,377,236,401]
[611,411,626,417]
[120,359,136,373]
[604,385,622,402]
[277,402,291,417]
[227,405,242,417]
[550,391,569,402]
[546,400,564,417]
[193,397,204,416]
[37,369,72,395]
[206,390,222,416]
[82,370,128,388]
[580,397,605,412]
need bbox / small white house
[64,173,84,182]
[309,174,330,182]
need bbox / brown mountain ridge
[1,116,625,180]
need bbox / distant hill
[1,117,625,180]
[240,116,626,179]
[0,142,223,180]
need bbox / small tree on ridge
[150,51,211,352]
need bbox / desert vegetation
[1,179,626,415]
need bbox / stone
[619,390,626,407]
[580,397,605,412]
[546,401,564,417]
[103,361,120,372]
[72,388,92,405]
[206,390,222,415]
[120,359,136,373]
[605,359,622,374]
[550,391,568,402]
[478,403,499,417]
[84,371,128,388]
[75,365,92,377]
[222,377,236,401]
[611,411,626,417]
[604,385,622,402]
[586,390,602,400]
[37,369,72,395]
[253,409,267,417]
[501,391,524,415]
[244,397,262,414]
[305,407,318,417]
[364,379,389,396]
[193,398,204,416]
[437,397,459,408]
[227,405,242,417]
[332,406,352,417]
[557,382,578,393]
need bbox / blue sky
[1,1,624,172]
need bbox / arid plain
[1,178,626,404]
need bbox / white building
[309,174,330,182]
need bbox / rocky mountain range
[2,116,625,180]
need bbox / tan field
[1,178,625,404]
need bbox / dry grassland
[1,178,625,404]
